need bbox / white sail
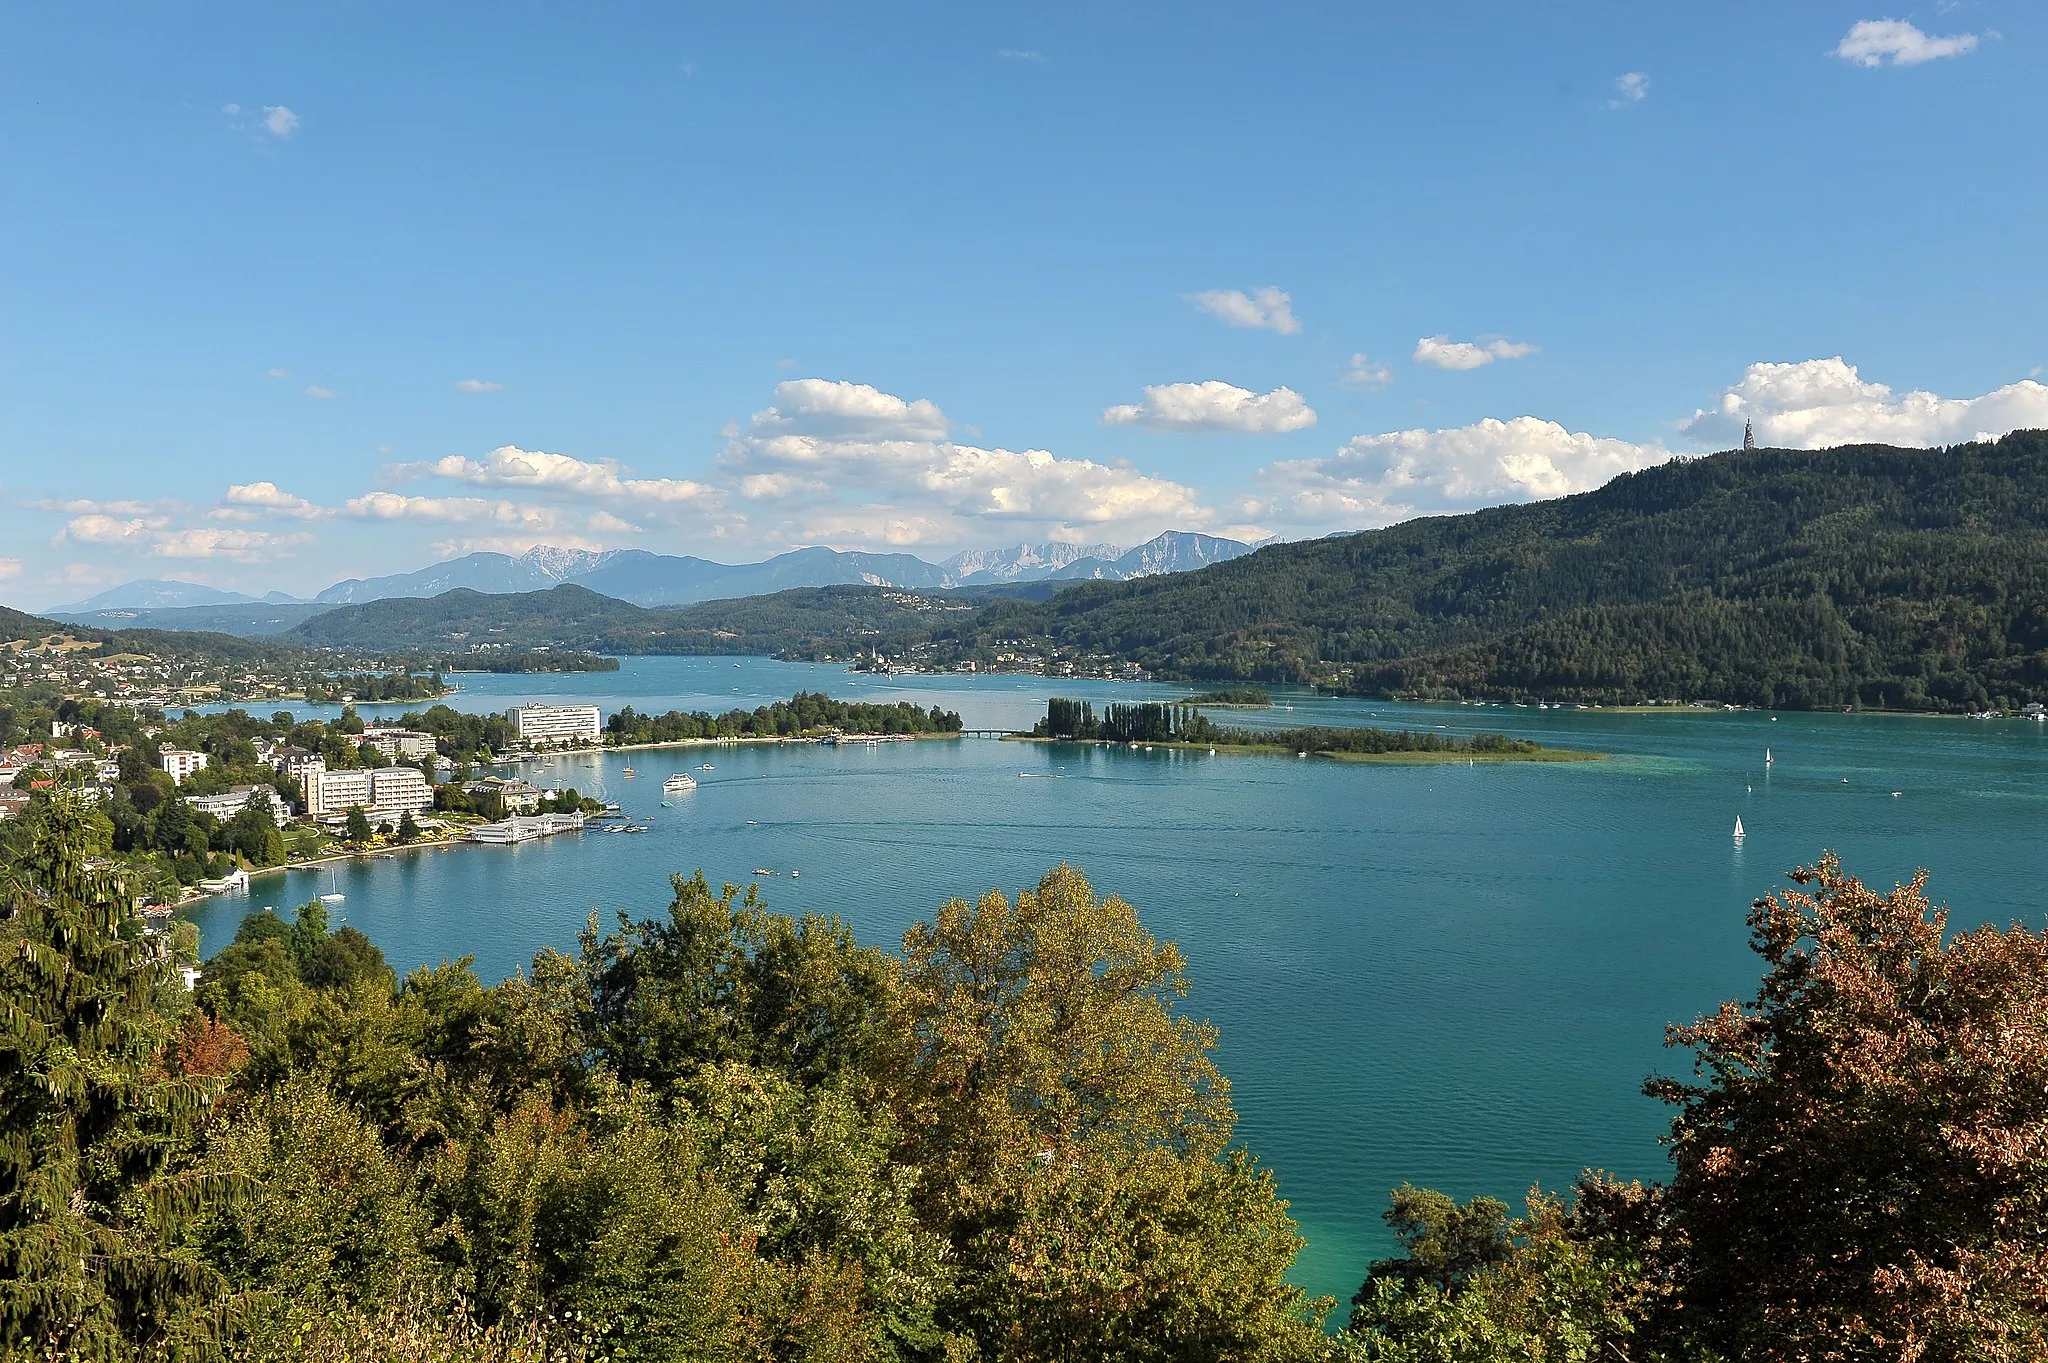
[1733,816,1745,839]
[1765,748,1773,764]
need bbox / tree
[1632,855,2048,1360]
[344,804,373,845]
[395,809,420,845]
[0,793,224,1355]
[895,864,1328,1357]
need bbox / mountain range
[44,531,1253,629]
[269,430,2048,711]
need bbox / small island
[1187,687,1272,706]
[1024,698,1600,764]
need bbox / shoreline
[1002,735,1603,764]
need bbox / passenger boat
[663,772,698,796]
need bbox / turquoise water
[188,658,2048,1304]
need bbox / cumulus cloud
[455,378,504,394]
[1834,19,1979,67]
[302,384,336,399]
[736,472,832,502]
[399,446,719,507]
[720,378,1211,545]
[585,510,644,534]
[1248,417,1671,530]
[1101,381,1317,433]
[1412,335,1539,370]
[749,379,949,439]
[0,558,21,581]
[1186,287,1301,335]
[266,367,291,379]
[221,481,327,519]
[997,48,1045,62]
[1341,354,1394,389]
[36,498,175,516]
[1609,71,1650,105]
[58,514,167,546]
[153,528,309,562]
[263,105,301,137]
[344,493,563,529]
[1681,357,2048,449]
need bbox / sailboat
[1733,816,1746,844]
[320,868,345,905]
[1765,748,1773,766]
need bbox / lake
[187,657,2048,1304]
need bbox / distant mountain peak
[48,578,267,613]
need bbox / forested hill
[950,431,2048,710]
[286,582,978,656]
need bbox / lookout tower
[1743,419,1757,450]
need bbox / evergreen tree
[343,805,373,845]
[0,793,225,1356]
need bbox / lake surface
[188,658,2048,1304]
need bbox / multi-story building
[363,727,436,760]
[271,746,327,785]
[510,703,602,747]
[185,786,275,821]
[158,748,209,783]
[368,765,433,815]
[306,765,434,819]
[464,775,542,814]
[304,768,373,817]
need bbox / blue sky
[4,2,2045,605]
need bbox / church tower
[1743,419,1756,450]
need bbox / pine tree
[0,793,226,1357]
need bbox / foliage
[0,794,226,1358]
[607,692,962,744]
[3,810,1328,1360]
[1625,854,2048,1360]
[1033,699,1543,755]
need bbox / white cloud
[36,498,175,516]
[736,472,832,502]
[1681,357,2048,449]
[749,379,949,439]
[401,446,720,507]
[1341,354,1394,390]
[344,492,563,529]
[58,514,167,546]
[585,510,643,534]
[1248,417,1671,531]
[221,103,242,115]
[455,378,505,394]
[1609,71,1650,105]
[0,558,21,582]
[302,384,336,399]
[721,378,1212,546]
[1834,19,1979,67]
[153,528,309,562]
[1186,287,1301,335]
[221,481,327,519]
[265,367,291,379]
[427,533,612,559]
[1102,381,1317,433]
[1412,335,1539,370]
[263,105,301,137]
[997,48,1044,62]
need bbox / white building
[469,811,584,843]
[307,766,434,818]
[271,746,326,783]
[305,768,373,817]
[363,727,436,760]
[510,703,602,747]
[158,749,209,783]
[368,765,433,814]
[185,786,275,821]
